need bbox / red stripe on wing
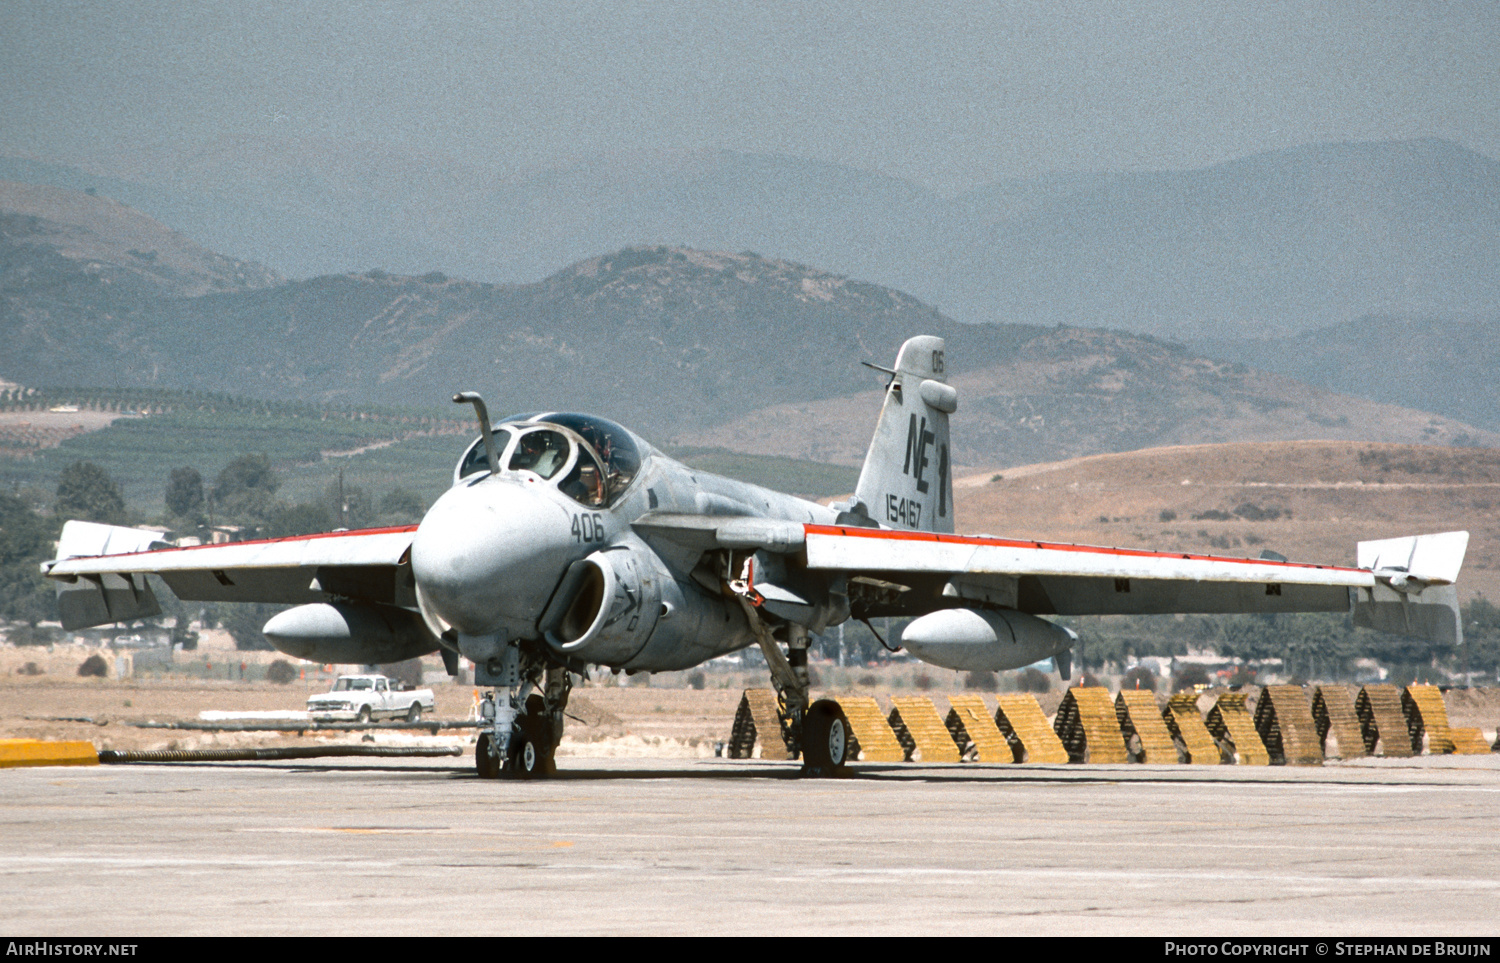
[801,524,1362,574]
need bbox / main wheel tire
[475,732,500,779]
[515,695,558,778]
[406,703,422,723]
[514,731,542,778]
[510,710,556,779]
[356,705,372,724]
[803,700,851,777]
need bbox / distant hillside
[0,180,280,297]
[935,139,1500,338]
[0,239,1034,436]
[7,187,1500,463]
[4,138,1497,339]
[1198,315,1500,435]
[678,327,1500,468]
[0,180,283,389]
[952,441,1500,602]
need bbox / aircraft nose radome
[410,479,575,637]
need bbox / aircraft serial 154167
[43,336,1468,776]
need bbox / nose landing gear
[474,645,569,780]
[510,697,557,778]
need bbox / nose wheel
[509,696,557,778]
[475,731,501,779]
[474,683,563,779]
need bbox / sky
[2,0,1498,194]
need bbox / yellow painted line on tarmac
[0,738,99,768]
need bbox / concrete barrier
[0,738,98,768]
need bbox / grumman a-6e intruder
[43,337,1469,777]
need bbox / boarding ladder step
[1311,685,1366,759]
[1053,686,1131,764]
[728,688,792,760]
[1449,727,1493,754]
[830,697,905,763]
[1402,684,1455,755]
[1357,685,1413,757]
[1162,692,1221,764]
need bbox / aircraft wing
[43,520,418,630]
[800,524,1469,645]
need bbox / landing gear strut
[735,596,811,759]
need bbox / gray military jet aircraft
[42,336,1468,776]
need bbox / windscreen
[507,428,570,479]
[455,428,514,482]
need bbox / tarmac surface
[3,754,1499,936]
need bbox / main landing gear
[801,699,852,777]
[735,596,834,775]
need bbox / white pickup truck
[307,674,436,723]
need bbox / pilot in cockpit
[575,461,605,507]
[508,430,567,479]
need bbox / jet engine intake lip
[541,556,613,652]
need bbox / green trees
[1460,597,1500,683]
[212,454,280,526]
[263,501,333,539]
[164,467,204,521]
[378,488,427,525]
[169,453,432,538]
[220,602,282,651]
[54,461,126,524]
[323,479,371,529]
[0,494,58,624]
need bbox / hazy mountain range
[4,177,1498,467]
[3,137,1497,341]
[1198,316,1500,435]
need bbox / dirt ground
[0,672,741,756]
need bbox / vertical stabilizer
[852,336,956,533]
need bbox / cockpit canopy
[454,412,642,508]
